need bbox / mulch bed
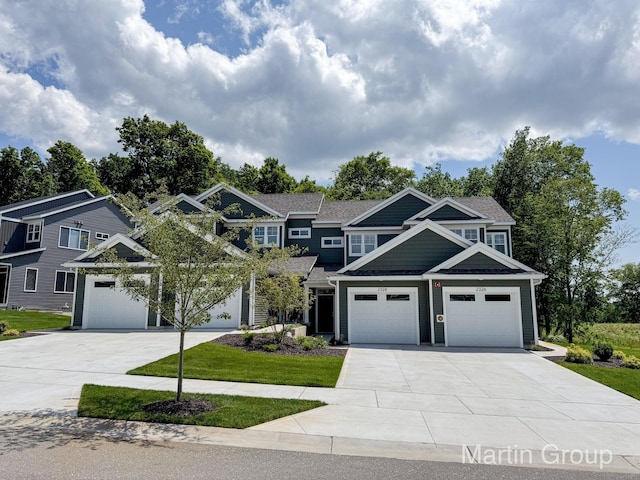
[0,332,44,339]
[212,334,347,357]
[545,356,625,369]
[142,398,217,417]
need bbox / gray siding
[357,230,465,272]
[286,223,343,265]
[176,200,202,213]
[427,205,475,221]
[356,194,431,227]
[452,253,513,270]
[431,279,534,345]
[3,192,93,219]
[0,220,25,254]
[378,233,398,246]
[5,200,131,310]
[338,280,430,343]
[72,274,86,327]
[215,191,270,218]
[241,287,250,325]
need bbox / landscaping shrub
[295,336,328,350]
[593,342,614,361]
[0,320,9,334]
[612,350,627,360]
[242,331,256,345]
[564,344,593,364]
[545,334,567,343]
[262,344,279,352]
[3,329,20,337]
[621,355,640,370]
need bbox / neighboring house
[0,190,131,311]
[66,183,545,347]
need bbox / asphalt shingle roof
[315,200,383,223]
[453,197,515,223]
[253,193,324,215]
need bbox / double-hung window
[59,226,90,250]
[254,225,279,247]
[451,228,478,243]
[26,222,41,243]
[486,232,507,254]
[350,234,376,256]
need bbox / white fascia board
[285,212,319,219]
[0,248,46,260]
[345,188,436,226]
[74,233,152,261]
[21,196,111,220]
[423,272,546,281]
[428,219,494,226]
[429,242,537,272]
[150,194,205,214]
[0,189,94,215]
[328,275,424,282]
[490,221,516,226]
[341,226,405,232]
[311,221,342,227]
[338,219,473,274]
[62,261,156,269]
[194,183,283,218]
[408,198,487,222]
[0,216,25,224]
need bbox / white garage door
[348,287,419,345]
[193,288,242,329]
[83,275,149,329]
[444,287,522,347]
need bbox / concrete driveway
[252,345,640,457]
[0,330,225,412]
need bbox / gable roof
[0,190,95,216]
[194,183,283,218]
[72,233,152,262]
[315,199,382,223]
[428,242,542,274]
[407,197,487,223]
[454,197,515,224]
[148,193,205,214]
[345,188,435,226]
[253,193,324,215]
[21,196,114,220]
[338,219,472,273]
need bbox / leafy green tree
[0,146,54,205]
[46,141,107,195]
[232,163,261,193]
[100,115,216,197]
[328,151,414,200]
[462,166,494,196]
[414,163,463,197]
[294,176,326,193]
[611,263,640,323]
[257,157,296,194]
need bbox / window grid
[27,223,41,243]
[24,268,38,292]
[59,226,90,250]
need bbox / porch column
[303,284,309,324]
[249,273,256,326]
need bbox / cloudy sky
[1,0,639,261]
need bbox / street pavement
[1,330,639,474]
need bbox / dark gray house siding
[72,273,86,327]
[176,200,202,213]
[426,205,475,221]
[286,223,343,265]
[355,194,431,227]
[430,279,534,345]
[3,192,93,219]
[0,220,26,254]
[338,280,430,343]
[452,253,515,270]
[216,191,271,218]
[355,230,465,272]
[6,200,131,311]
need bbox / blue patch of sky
[142,0,265,58]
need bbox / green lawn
[78,384,325,428]
[559,362,640,401]
[128,342,344,387]
[0,310,70,341]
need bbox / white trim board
[345,187,436,226]
[194,183,283,218]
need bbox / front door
[0,264,10,305]
[316,294,335,333]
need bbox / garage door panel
[348,287,419,345]
[193,288,242,329]
[444,287,522,347]
[83,275,148,329]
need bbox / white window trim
[288,227,311,239]
[253,225,280,248]
[26,222,42,243]
[486,232,507,254]
[95,232,110,240]
[59,226,90,251]
[450,227,479,243]
[349,233,377,257]
[54,270,76,294]
[24,267,38,292]
[321,236,344,248]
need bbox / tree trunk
[176,329,185,402]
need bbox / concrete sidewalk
[1,332,640,473]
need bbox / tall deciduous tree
[98,115,216,197]
[329,151,414,200]
[46,141,107,195]
[611,263,640,323]
[0,146,54,205]
[257,157,296,194]
[414,163,463,197]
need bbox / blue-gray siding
[0,220,26,254]
[2,192,93,219]
[215,191,270,219]
[451,253,513,270]
[285,223,343,265]
[426,205,475,221]
[355,194,431,227]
